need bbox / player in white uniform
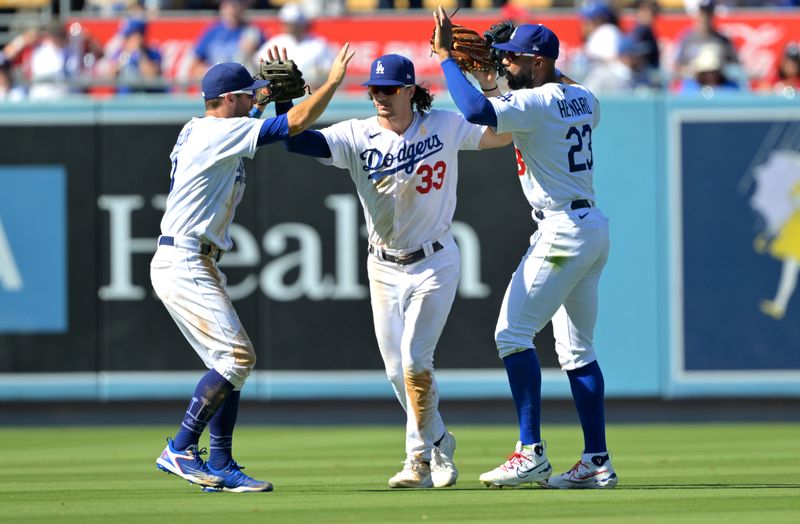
[275,50,512,488]
[434,8,618,489]
[150,45,354,492]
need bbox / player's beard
[506,68,534,90]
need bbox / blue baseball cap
[201,62,270,100]
[492,24,560,60]
[698,0,717,12]
[581,3,614,21]
[120,18,146,37]
[361,54,415,86]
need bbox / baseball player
[150,44,354,492]
[269,47,512,488]
[434,7,618,489]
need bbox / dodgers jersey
[318,109,484,250]
[488,82,601,213]
[160,116,263,251]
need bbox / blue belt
[158,235,223,262]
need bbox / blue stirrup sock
[502,348,542,445]
[208,390,241,470]
[566,360,608,454]
[172,369,235,451]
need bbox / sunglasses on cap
[501,51,544,59]
[220,89,255,99]
[368,84,412,96]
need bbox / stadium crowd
[0,0,798,100]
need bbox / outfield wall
[0,94,798,400]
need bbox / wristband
[249,107,263,119]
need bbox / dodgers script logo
[360,135,444,180]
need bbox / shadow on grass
[621,484,800,490]
[338,483,800,493]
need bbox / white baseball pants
[150,243,255,390]
[367,235,460,462]
[495,207,610,370]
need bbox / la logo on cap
[376,61,385,75]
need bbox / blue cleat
[201,460,273,493]
[156,438,224,488]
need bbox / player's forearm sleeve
[256,114,290,146]
[440,58,498,127]
[275,101,293,115]
[284,129,332,158]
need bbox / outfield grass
[1,423,798,523]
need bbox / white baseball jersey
[489,83,601,214]
[152,115,264,390]
[160,116,263,251]
[318,109,485,250]
[489,81,609,370]
[315,108,483,461]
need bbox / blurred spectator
[628,0,660,70]
[499,3,530,26]
[191,0,265,79]
[679,42,740,95]
[674,0,739,82]
[573,3,622,84]
[85,0,139,16]
[302,0,345,18]
[775,42,800,89]
[0,57,25,102]
[103,18,164,93]
[759,42,800,95]
[581,2,622,65]
[583,36,663,94]
[1,23,87,100]
[256,3,333,89]
[0,27,38,67]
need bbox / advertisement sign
[675,111,800,372]
[94,125,551,371]
[0,167,67,333]
[0,120,554,373]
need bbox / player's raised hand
[327,43,355,87]
[433,6,453,61]
[470,67,499,93]
[265,45,289,63]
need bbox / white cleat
[431,431,458,488]
[155,438,223,488]
[544,452,618,489]
[388,459,433,488]
[479,441,552,488]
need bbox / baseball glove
[253,59,309,105]
[431,24,496,73]
[484,21,515,77]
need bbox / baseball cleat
[479,441,552,488]
[544,452,618,489]
[201,460,273,493]
[156,438,224,488]
[431,431,458,488]
[388,459,433,488]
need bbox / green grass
[1,424,799,523]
